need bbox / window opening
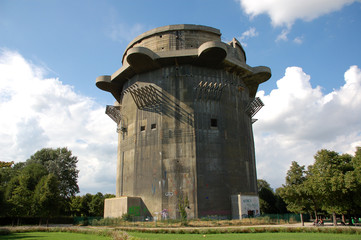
[151,123,157,129]
[211,118,218,127]
[140,126,146,132]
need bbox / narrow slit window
[140,126,146,132]
[211,118,218,128]
[151,123,157,129]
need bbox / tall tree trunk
[314,210,318,221]
[332,212,337,226]
[342,214,345,224]
[300,213,304,226]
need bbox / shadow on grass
[0,233,46,239]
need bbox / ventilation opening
[140,126,146,132]
[211,118,218,128]
[151,123,156,130]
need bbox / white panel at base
[231,194,260,219]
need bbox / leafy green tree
[278,161,310,226]
[27,147,79,199]
[274,188,288,214]
[351,147,361,212]
[33,174,61,226]
[19,163,48,190]
[6,174,33,225]
[89,192,104,217]
[104,193,115,199]
[80,193,93,216]
[4,163,48,222]
[0,161,15,216]
[257,179,277,214]
[69,195,83,217]
[70,193,115,217]
[308,149,355,225]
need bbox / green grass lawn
[129,232,361,240]
[0,232,112,240]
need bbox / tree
[308,149,355,225]
[89,192,104,217]
[0,161,15,216]
[4,163,48,222]
[70,193,115,217]
[6,174,33,225]
[0,161,14,168]
[351,147,361,213]
[274,188,288,214]
[27,148,79,199]
[33,174,61,226]
[257,179,277,214]
[69,196,83,217]
[80,193,93,217]
[278,161,310,226]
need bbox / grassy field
[1,226,360,240]
[0,231,112,240]
[129,232,361,240]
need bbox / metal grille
[105,105,121,124]
[194,81,227,101]
[126,85,160,109]
[245,97,264,117]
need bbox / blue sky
[1,0,361,194]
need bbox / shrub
[121,213,133,222]
[0,229,11,235]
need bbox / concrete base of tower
[104,196,151,220]
[231,194,260,219]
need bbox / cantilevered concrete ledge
[96,24,271,102]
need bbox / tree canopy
[257,179,287,214]
[0,147,115,224]
[27,147,79,198]
[278,148,361,225]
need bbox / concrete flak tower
[97,24,271,220]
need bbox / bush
[121,213,133,222]
[0,229,11,235]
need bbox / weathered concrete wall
[104,196,150,219]
[97,24,271,220]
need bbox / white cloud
[108,22,146,43]
[276,28,290,42]
[254,65,361,189]
[293,36,304,44]
[239,27,259,46]
[237,0,360,27]
[0,49,117,194]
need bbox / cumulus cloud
[237,0,360,42]
[254,65,361,188]
[0,49,117,194]
[237,0,360,27]
[239,27,259,46]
